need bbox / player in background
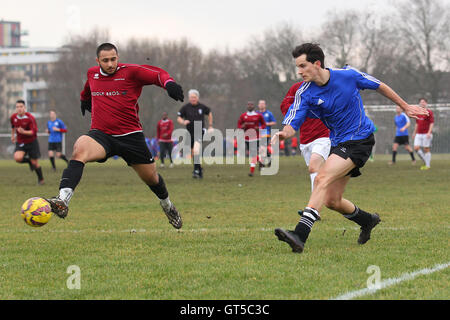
[389,106,416,165]
[257,100,276,167]
[412,98,434,170]
[272,43,428,253]
[280,82,331,192]
[10,99,44,185]
[46,109,69,170]
[157,112,174,168]
[44,43,184,229]
[237,101,266,177]
[177,89,213,179]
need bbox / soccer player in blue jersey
[389,106,416,165]
[257,100,276,167]
[46,110,69,170]
[272,43,428,253]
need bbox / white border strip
[332,261,450,300]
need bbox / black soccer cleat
[275,228,305,253]
[161,203,183,229]
[358,213,381,244]
[46,197,69,219]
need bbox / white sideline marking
[332,262,450,300]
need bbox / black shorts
[188,128,206,149]
[394,136,409,145]
[87,130,154,166]
[330,134,375,178]
[15,140,41,159]
[48,142,62,152]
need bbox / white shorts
[300,137,331,166]
[414,134,433,148]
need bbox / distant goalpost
[365,103,450,155]
[0,132,66,159]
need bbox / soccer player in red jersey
[280,82,331,191]
[45,43,184,229]
[237,101,266,177]
[412,98,434,170]
[157,112,174,168]
[10,100,45,185]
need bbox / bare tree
[320,10,360,67]
[395,0,450,102]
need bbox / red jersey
[157,119,174,142]
[237,111,266,141]
[80,63,175,136]
[280,82,330,145]
[10,112,38,144]
[415,109,434,134]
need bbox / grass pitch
[0,155,449,299]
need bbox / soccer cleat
[358,213,381,244]
[46,197,69,219]
[248,172,254,177]
[420,165,430,170]
[38,179,45,186]
[274,228,305,253]
[160,203,183,229]
[192,170,200,179]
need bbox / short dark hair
[292,43,325,69]
[419,97,428,103]
[96,43,118,57]
[16,99,26,105]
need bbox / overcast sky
[0,0,422,51]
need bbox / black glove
[165,81,184,102]
[80,99,92,116]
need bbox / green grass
[0,155,449,300]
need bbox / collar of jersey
[99,66,121,77]
[246,111,257,116]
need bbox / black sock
[60,155,69,163]
[60,160,85,190]
[410,152,415,161]
[344,206,372,227]
[148,174,169,200]
[21,156,34,170]
[294,207,320,243]
[50,157,56,169]
[392,151,397,163]
[194,163,201,172]
[35,166,44,181]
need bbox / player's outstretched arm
[377,83,428,119]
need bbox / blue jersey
[394,113,410,137]
[282,66,380,146]
[258,110,276,136]
[47,118,66,143]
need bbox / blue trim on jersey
[282,67,380,146]
[47,119,66,143]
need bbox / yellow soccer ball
[21,197,53,227]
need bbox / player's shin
[58,160,85,205]
[294,207,320,243]
[49,156,56,169]
[148,173,171,208]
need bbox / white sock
[160,197,172,210]
[425,152,431,167]
[59,188,73,205]
[310,172,318,192]
[417,149,425,162]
